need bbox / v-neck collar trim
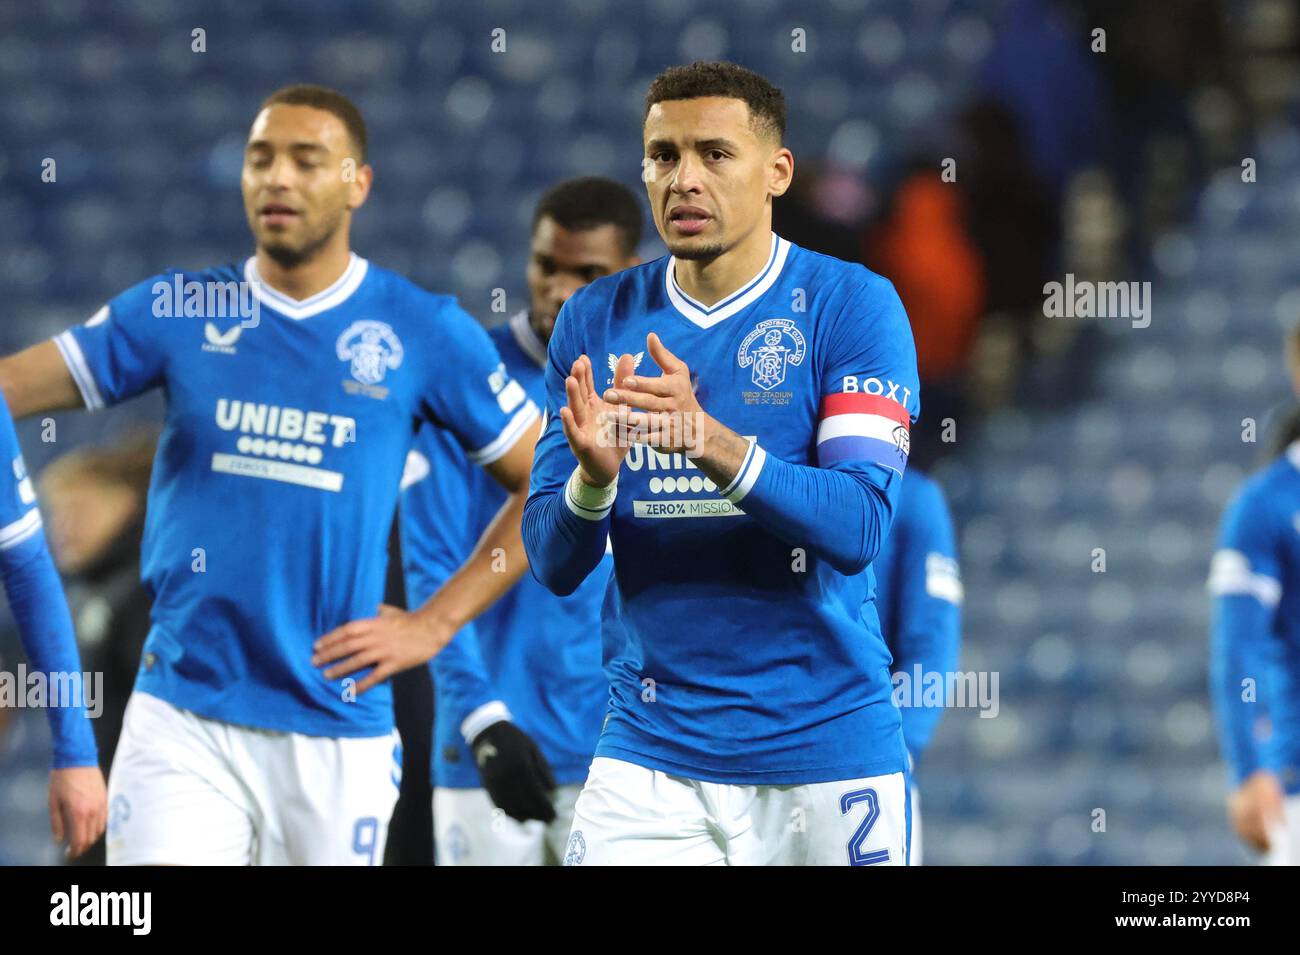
[243,253,369,320]
[664,233,790,330]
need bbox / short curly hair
[261,84,368,163]
[644,61,786,144]
[533,176,644,257]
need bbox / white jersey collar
[665,233,790,330]
[509,310,549,369]
[243,252,369,320]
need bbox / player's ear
[768,147,794,199]
[347,161,374,211]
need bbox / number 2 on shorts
[840,788,890,866]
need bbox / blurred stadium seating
[924,117,1300,864]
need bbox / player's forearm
[405,573,498,722]
[522,477,610,596]
[699,427,898,576]
[1210,596,1276,783]
[1,545,98,769]
[894,611,961,759]
[412,490,529,638]
[687,418,751,489]
[0,342,86,419]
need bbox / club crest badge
[564,830,587,866]
[737,318,805,391]
[108,795,131,836]
[893,424,910,457]
[445,823,470,863]
[337,320,404,386]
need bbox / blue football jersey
[1209,442,1300,792]
[0,404,43,559]
[527,233,920,784]
[53,255,538,737]
[402,311,610,788]
[0,400,98,767]
[872,469,962,763]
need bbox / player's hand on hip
[604,332,709,456]
[48,765,107,859]
[1227,769,1285,852]
[312,603,447,695]
[471,720,558,824]
[560,352,631,486]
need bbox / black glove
[471,720,557,823]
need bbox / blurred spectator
[955,98,1063,411]
[981,0,1239,243]
[39,430,155,866]
[977,0,1112,195]
[771,160,871,265]
[865,165,986,468]
[1076,0,1239,237]
[958,99,1060,326]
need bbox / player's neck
[254,239,354,302]
[672,226,773,308]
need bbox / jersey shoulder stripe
[1208,548,1282,606]
[0,507,41,551]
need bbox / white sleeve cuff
[1208,549,1282,608]
[564,466,617,520]
[460,700,512,744]
[467,401,540,466]
[0,508,42,551]
[719,440,766,504]
[53,330,105,411]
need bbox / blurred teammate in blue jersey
[872,467,962,865]
[523,62,920,865]
[0,85,539,865]
[402,177,642,865]
[1209,323,1300,864]
[0,402,106,858]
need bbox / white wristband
[461,700,512,744]
[565,466,617,519]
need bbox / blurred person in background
[771,160,868,266]
[39,430,155,866]
[403,176,641,864]
[0,397,106,858]
[865,163,986,469]
[872,464,963,865]
[954,100,1060,407]
[1208,322,1300,864]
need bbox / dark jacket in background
[66,516,149,866]
[383,509,435,866]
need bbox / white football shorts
[562,756,910,866]
[106,690,401,866]
[433,783,583,865]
